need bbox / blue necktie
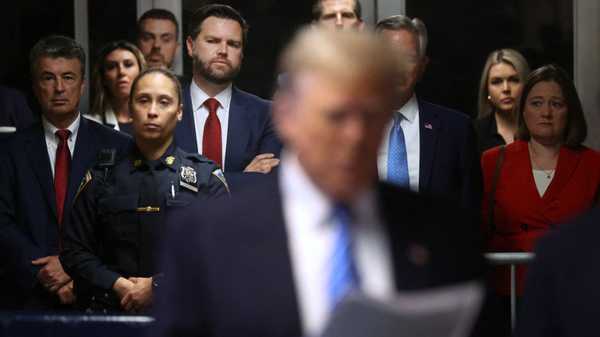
[387,114,409,187]
[328,204,360,309]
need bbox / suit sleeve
[154,209,210,337]
[257,102,283,157]
[0,149,42,279]
[514,235,559,337]
[60,175,121,290]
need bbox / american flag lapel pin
[424,122,433,130]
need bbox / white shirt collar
[280,150,332,228]
[190,80,233,113]
[396,94,418,123]
[42,113,81,141]
[279,150,379,228]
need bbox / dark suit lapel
[26,125,57,220]
[175,83,199,153]
[65,117,96,208]
[417,100,440,193]
[225,87,250,172]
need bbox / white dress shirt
[280,151,395,337]
[85,107,119,131]
[190,81,232,169]
[378,94,420,192]
[532,169,554,196]
[42,113,81,178]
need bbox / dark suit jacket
[175,84,282,190]
[481,141,600,295]
[154,173,485,337]
[515,207,600,337]
[416,99,482,213]
[0,86,36,136]
[0,117,131,308]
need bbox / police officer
[60,68,228,313]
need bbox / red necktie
[54,129,71,226]
[202,98,222,168]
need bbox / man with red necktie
[0,36,131,309]
[175,4,282,192]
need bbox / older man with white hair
[154,27,484,337]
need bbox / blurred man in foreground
[155,27,484,337]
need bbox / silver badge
[180,166,198,192]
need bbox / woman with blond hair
[475,49,529,153]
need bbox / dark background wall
[0,0,573,118]
[407,0,573,117]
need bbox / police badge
[180,166,198,192]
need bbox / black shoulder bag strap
[487,145,506,235]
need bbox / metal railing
[484,252,535,330]
[0,313,154,337]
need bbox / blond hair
[477,48,530,119]
[279,26,406,102]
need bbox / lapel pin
[407,243,430,266]
[424,122,433,130]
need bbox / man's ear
[417,56,429,82]
[177,104,183,121]
[271,89,295,143]
[185,36,194,58]
[357,20,365,31]
[79,79,86,97]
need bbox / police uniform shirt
[61,142,228,308]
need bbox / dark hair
[29,35,86,78]
[138,8,179,39]
[516,64,587,147]
[91,40,147,118]
[312,0,362,21]
[188,4,249,46]
[129,68,182,111]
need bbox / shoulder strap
[487,145,506,234]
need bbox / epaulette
[184,152,213,164]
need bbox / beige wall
[575,0,600,150]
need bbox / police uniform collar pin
[180,166,198,192]
[165,156,175,166]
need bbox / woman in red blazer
[482,65,600,297]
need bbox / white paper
[321,281,484,337]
